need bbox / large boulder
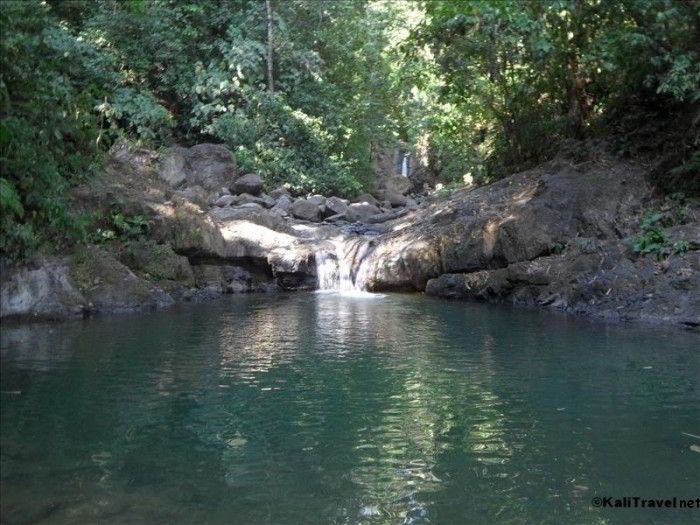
[307,195,326,207]
[235,193,267,206]
[232,173,264,196]
[271,194,293,215]
[291,199,322,222]
[158,144,238,191]
[324,196,348,217]
[0,258,86,319]
[214,194,236,207]
[385,190,407,207]
[270,186,290,199]
[157,146,188,188]
[186,144,238,191]
[175,185,210,209]
[354,193,380,206]
[71,247,174,314]
[346,203,381,223]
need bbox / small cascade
[315,236,373,294]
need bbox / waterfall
[401,154,409,178]
[315,237,373,294]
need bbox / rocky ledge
[1,143,697,328]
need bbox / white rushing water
[315,237,378,297]
[401,154,409,178]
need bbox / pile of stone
[158,143,420,226]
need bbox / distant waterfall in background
[401,154,410,178]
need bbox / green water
[1,293,698,524]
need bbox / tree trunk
[266,0,274,93]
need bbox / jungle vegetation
[1,0,698,258]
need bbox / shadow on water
[1,293,698,524]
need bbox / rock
[119,240,195,288]
[71,247,174,314]
[426,270,512,301]
[232,173,264,195]
[271,194,293,215]
[236,202,264,210]
[260,194,276,208]
[191,264,276,294]
[366,208,409,223]
[186,143,238,191]
[235,193,267,206]
[324,196,348,217]
[291,199,322,222]
[270,186,290,199]
[214,194,236,207]
[307,195,326,207]
[385,175,412,195]
[174,185,210,209]
[386,190,407,207]
[157,147,188,188]
[324,212,347,223]
[268,247,317,290]
[354,193,380,206]
[372,189,386,200]
[0,258,86,319]
[346,203,381,223]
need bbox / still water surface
[1,293,698,524]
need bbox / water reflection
[1,295,698,524]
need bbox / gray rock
[307,195,326,207]
[235,193,266,206]
[366,208,409,223]
[386,190,407,207]
[270,186,290,199]
[324,196,348,217]
[324,212,347,223]
[0,258,86,319]
[236,202,264,210]
[346,203,381,223]
[158,147,188,188]
[214,194,236,207]
[272,194,293,215]
[291,199,322,222]
[186,143,238,190]
[260,194,276,208]
[353,193,379,206]
[232,173,264,195]
[175,185,210,209]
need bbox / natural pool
[1,293,698,524]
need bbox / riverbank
[1,143,697,328]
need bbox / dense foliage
[1,0,698,259]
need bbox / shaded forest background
[1,0,698,258]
